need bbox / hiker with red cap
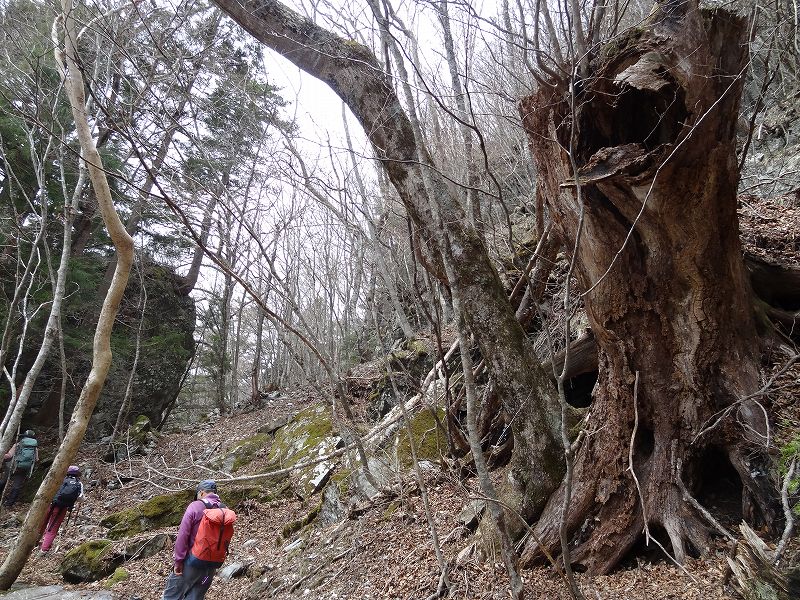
[38,465,84,553]
[162,479,236,600]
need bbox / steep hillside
[0,196,796,599]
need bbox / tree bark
[213,0,564,520]
[0,0,134,586]
[519,3,777,574]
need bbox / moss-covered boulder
[100,492,188,539]
[217,433,271,473]
[103,567,129,588]
[100,485,287,539]
[395,407,447,468]
[0,258,195,438]
[60,540,120,583]
[268,405,341,498]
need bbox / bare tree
[0,0,134,584]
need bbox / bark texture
[520,3,777,573]
[212,0,564,519]
[0,0,134,586]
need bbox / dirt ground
[0,194,796,599]
[0,392,789,600]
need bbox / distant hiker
[161,480,237,600]
[38,465,84,553]
[3,430,38,506]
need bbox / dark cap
[196,480,217,494]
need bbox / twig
[628,372,649,540]
[775,456,796,564]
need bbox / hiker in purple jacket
[161,480,222,600]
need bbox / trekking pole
[68,502,80,533]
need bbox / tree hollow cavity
[564,370,597,408]
[693,446,743,525]
[581,66,690,157]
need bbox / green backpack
[13,438,37,473]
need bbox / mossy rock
[217,433,271,473]
[103,567,129,588]
[100,491,189,539]
[224,483,291,506]
[100,485,287,539]
[395,407,447,468]
[267,405,341,498]
[267,405,334,466]
[388,339,431,374]
[60,539,120,583]
[280,502,321,539]
[130,415,152,439]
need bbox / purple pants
[39,504,68,551]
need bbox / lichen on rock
[217,433,272,472]
[267,405,341,498]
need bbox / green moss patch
[267,405,342,498]
[100,484,287,540]
[60,539,120,583]
[396,407,447,468]
[100,492,188,539]
[267,405,335,467]
[218,433,271,472]
[103,567,129,588]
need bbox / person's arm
[172,501,201,574]
[4,444,15,462]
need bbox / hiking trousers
[3,472,27,506]
[39,504,69,551]
[161,561,215,600]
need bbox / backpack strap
[216,507,226,550]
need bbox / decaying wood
[726,523,793,600]
[520,2,777,574]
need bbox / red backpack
[190,500,237,567]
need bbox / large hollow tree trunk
[519,3,777,574]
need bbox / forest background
[0,0,798,597]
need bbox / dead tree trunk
[519,3,777,574]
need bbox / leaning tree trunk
[0,0,134,586]
[213,0,565,520]
[519,3,777,574]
